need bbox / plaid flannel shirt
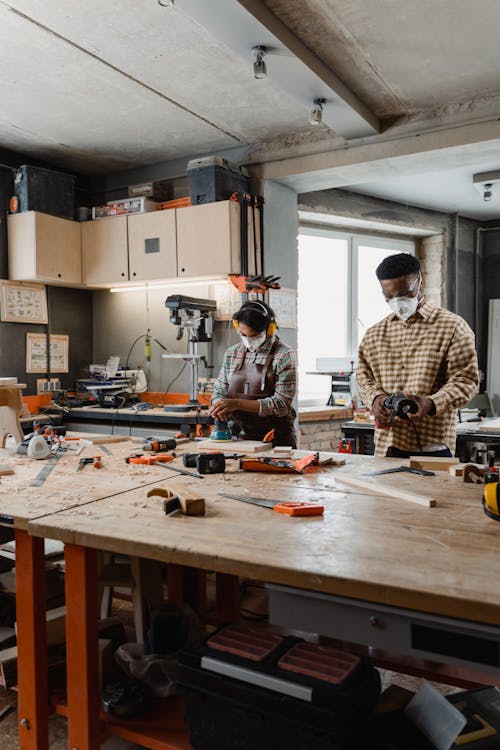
[356,300,479,456]
[212,335,297,417]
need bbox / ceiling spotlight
[484,183,493,202]
[157,0,174,6]
[252,46,267,79]
[309,98,326,126]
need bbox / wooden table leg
[215,573,240,623]
[168,564,207,623]
[15,530,48,750]
[64,544,100,750]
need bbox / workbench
[342,417,500,460]
[66,406,212,439]
[3,441,499,750]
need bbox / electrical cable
[164,363,187,395]
[410,419,423,452]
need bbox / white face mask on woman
[387,294,419,321]
[240,331,267,351]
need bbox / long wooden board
[333,473,435,507]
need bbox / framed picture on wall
[26,333,69,373]
[0,281,48,324]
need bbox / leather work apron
[227,340,297,448]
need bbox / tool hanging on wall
[229,275,281,294]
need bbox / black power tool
[383,393,419,420]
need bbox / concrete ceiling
[1,0,500,218]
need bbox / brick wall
[419,233,447,306]
[299,420,345,451]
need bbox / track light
[484,183,493,202]
[253,46,267,79]
[309,98,326,126]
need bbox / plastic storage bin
[14,165,76,219]
[186,156,249,205]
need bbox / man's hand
[210,399,241,421]
[371,394,390,426]
[407,395,435,420]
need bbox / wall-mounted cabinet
[82,216,128,285]
[176,200,261,277]
[8,201,262,288]
[128,210,177,281]
[8,211,82,285]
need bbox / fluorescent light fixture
[109,275,228,293]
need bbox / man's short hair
[376,253,421,280]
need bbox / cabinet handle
[57,273,62,278]
[121,272,125,277]
[132,272,136,277]
[181,267,185,273]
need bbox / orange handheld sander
[220,492,324,516]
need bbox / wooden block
[449,462,484,478]
[148,482,205,516]
[273,446,293,457]
[409,456,459,472]
[195,439,272,453]
[0,463,14,476]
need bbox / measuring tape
[30,452,64,487]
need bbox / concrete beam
[236,0,380,134]
[250,119,500,192]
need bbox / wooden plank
[409,456,460,471]
[69,432,131,444]
[333,473,435,507]
[195,439,272,452]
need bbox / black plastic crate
[14,165,76,219]
[187,157,249,205]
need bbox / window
[298,228,415,405]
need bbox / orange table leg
[64,544,100,750]
[15,530,48,750]
[215,573,240,623]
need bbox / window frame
[298,225,416,405]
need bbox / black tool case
[176,624,381,750]
[14,164,76,219]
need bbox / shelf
[54,694,192,750]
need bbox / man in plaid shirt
[357,253,479,457]
[211,301,297,447]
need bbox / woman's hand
[210,399,242,421]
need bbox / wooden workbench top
[0,438,179,529]
[29,453,498,627]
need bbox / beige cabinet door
[82,216,128,284]
[176,201,241,277]
[128,211,177,281]
[8,212,82,284]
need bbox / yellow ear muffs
[232,320,239,331]
[267,321,277,336]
